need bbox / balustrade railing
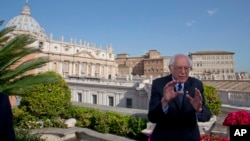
[218,90,250,107]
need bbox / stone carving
[64,118,77,128]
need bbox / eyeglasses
[170,65,190,71]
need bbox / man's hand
[186,88,203,113]
[161,80,182,107]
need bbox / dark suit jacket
[148,75,211,141]
[0,94,16,141]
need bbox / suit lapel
[184,78,194,97]
[183,78,195,110]
[174,84,182,111]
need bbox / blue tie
[177,83,183,107]
[178,83,182,91]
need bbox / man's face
[170,55,190,83]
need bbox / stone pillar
[72,62,76,76]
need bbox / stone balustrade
[218,90,250,107]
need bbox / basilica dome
[6,3,47,38]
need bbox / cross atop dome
[21,0,30,15]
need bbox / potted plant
[200,134,229,141]
[203,84,222,116]
[198,84,222,135]
[223,110,250,126]
[223,110,250,140]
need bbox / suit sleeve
[197,82,212,122]
[148,79,166,123]
[1,94,16,141]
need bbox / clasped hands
[161,80,203,113]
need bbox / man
[0,94,16,141]
[148,54,211,141]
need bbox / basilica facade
[6,3,117,80]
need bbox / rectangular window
[78,93,82,102]
[39,42,43,48]
[108,96,114,106]
[126,98,132,108]
[62,61,69,73]
[92,95,97,104]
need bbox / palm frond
[0,26,15,39]
[0,22,58,95]
[0,26,15,47]
[0,47,40,73]
[0,34,36,60]
[0,35,39,79]
[0,34,36,57]
[0,57,49,82]
[0,73,58,95]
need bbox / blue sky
[1,0,250,73]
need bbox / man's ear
[168,66,172,72]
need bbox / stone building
[116,53,143,76]
[67,76,149,110]
[115,50,171,78]
[116,50,248,81]
[5,2,117,80]
[188,51,236,80]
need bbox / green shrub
[12,71,71,129]
[20,71,71,119]
[14,105,147,139]
[90,110,111,133]
[107,112,131,136]
[12,107,40,129]
[60,105,96,127]
[61,106,147,139]
[127,116,147,139]
[15,129,44,141]
[43,118,67,128]
[203,84,222,116]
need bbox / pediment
[75,50,95,58]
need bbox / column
[79,62,82,76]
[72,62,76,76]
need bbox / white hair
[168,54,192,67]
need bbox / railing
[65,76,138,87]
[218,90,250,107]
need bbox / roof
[203,80,250,92]
[189,51,235,55]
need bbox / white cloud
[207,9,218,16]
[186,20,196,27]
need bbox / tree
[19,71,71,118]
[0,20,57,95]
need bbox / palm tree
[0,20,57,95]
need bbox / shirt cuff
[196,112,203,119]
[196,112,203,116]
[162,104,169,113]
